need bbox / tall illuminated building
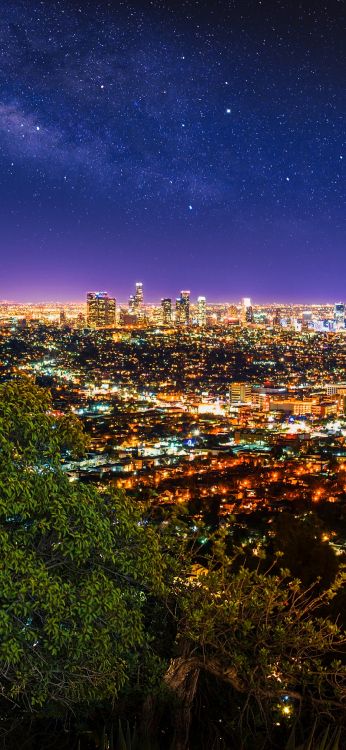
[161,298,172,326]
[76,312,85,328]
[230,382,252,404]
[175,298,183,325]
[134,282,143,311]
[334,302,345,331]
[302,310,312,329]
[273,308,281,326]
[246,305,254,323]
[59,309,67,327]
[197,295,206,327]
[241,297,253,323]
[128,294,135,314]
[176,290,190,326]
[86,292,116,329]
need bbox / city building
[270,399,315,415]
[59,309,67,327]
[230,382,252,404]
[161,298,172,326]
[197,296,206,327]
[325,382,346,396]
[302,310,313,329]
[273,308,281,326]
[176,290,190,325]
[134,282,143,312]
[241,297,253,324]
[128,294,135,314]
[334,302,345,331]
[76,312,85,328]
[86,292,116,329]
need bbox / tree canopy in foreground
[0,378,163,710]
[0,378,345,749]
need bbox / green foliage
[165,530,346,741]
[0,378,165,711]
[0,376,86,463]
[273,513,339,589]
[0,377,345,750]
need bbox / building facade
[86,292,116,328]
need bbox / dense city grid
[1,0,346,746]
[1,293,346,555]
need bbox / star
[0,0,344,301]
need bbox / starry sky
[0,0,345,303]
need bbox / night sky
[0,0,345,303]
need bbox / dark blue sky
[0,0,345,302]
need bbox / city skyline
[0,290,345,306]
[1,2,345,740]
[0,292,346,306]
[0,0,345,301]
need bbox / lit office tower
[128,294,135,314]
[175,290,190,325]
[230,382,252,404]
[175,298,183,325]
[273,308,281,326]
[241,296,253,323]
[161,298,172,326]
[302,310,312,329]
[59,309,67,327]
[134,282,143,311]
[246,304,254,323]
[197,296,206,327]
[86,292,116,329]
[334,302,345,331]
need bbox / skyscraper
[86,292,116,328]
[197,295,206,327]
[334,302,345,331]
[176,290,190,326]
[241,297,253,323]
[302,310,312,329]
[273,308,281,326]
[128,294,135,314]
[59,309,67,327]
[134,282,143,311]
[161,298,172,326]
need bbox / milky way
[0,0,345,301]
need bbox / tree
[162,535,346,750]
[273,513,340,589]
[0,379,345,750]
[0,378,164,713]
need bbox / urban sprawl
[1,284,346,553]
